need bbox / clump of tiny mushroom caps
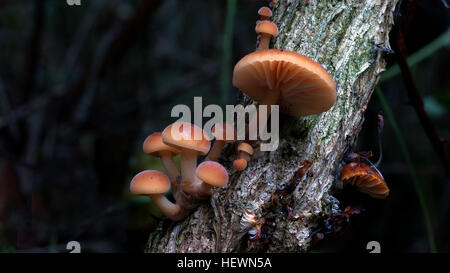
[130,6,341,221]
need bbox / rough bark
[146,0,398,253]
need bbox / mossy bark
[146,0,398,253]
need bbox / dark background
[0,0,449,253]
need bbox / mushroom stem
[191,177,212,199]
[160,151,180,183]
[180,149,198,194]
[258,33,272,50]
[205,140,225,161]
[248,89,280,141]
[239,151,251,162]
[148,194,188,221]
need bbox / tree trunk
[146,0,398,253]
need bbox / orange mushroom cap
[258,7,272,19]
[130,170,170,195]
[340,162,389,199]
[162,122,211,155]
[196,161,229,187]
[255,20,278,37]
[238,142,254,155]
[232,49,336,117]
[143,132,180,157]
[233,158,248,171]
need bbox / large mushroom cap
[233,49,336,117]
[162,122,211,155]
[143,132,180,157]
[130,170,171,195]
[340,162,389,199]
[212,122,236,142]
[196,161,229,187]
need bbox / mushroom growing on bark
[340,162,390,199]
[130,170,188,221]
[340,113,387,199]
[205,122,236,161]
[233,158,248,172]
[233,142,254,171]
[255,20,278,50]
[162,122,211,196]
[233,17,337,141]
[194,161,229,198]
[257,6,272,20]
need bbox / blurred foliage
[376,86,436,252]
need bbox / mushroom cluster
[230,6,337,171]
[233,7,337,142]
[130,6,339,221]
[131,122,231,220]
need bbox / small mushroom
[142,132,180,182]
[258,6,272,20]
[340,162,390,199]
[237,142,254,162]
[194,161,229,198]
[162,122,211,195]
[234,142,253,171]
[205,122,236,161]
[233,158,247,171]
[130,170,188,221]
[255,20,278,50]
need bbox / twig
[376,87,437,252]
[23,0,45,96]
[0,80,19,139]
[0,88,61,129]
[219,0,237,107]
[63,0,162,109]
[72,0,162,124]
[0,0,163,129]
[0,62,218,130]
[62,0,108,74]
[380,27,450,83]
[94,0,162,79]
[393,1,450,175]
[73,23,118,124]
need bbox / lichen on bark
[146,0,398,253]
